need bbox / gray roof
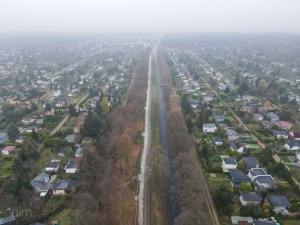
[229,169,245,178]
[0,216,16,225]
[52,179,76,191]
[219,123,229,128]
[226,129,238,136]
[272,130,288,136]
[65,134,76,141]
[253,221,276,225]
[230,142,238,150]
[249,168,267,176]
[223,157,236,165]
[286,142,300,148]
[203,123,217,128]
[242,157,258,167]
[240,192,261,202]
[267,195,291,208]
[212,136,223,143]
[267,112,279,119]
[229,170,252,184]
[45,161,60,169]
[255,175,275,184]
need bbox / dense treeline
[158,51,213,224]
[72,52,149,225]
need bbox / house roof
[237,222,249,225]
[253,221,276,225]
[45,161,60,169]
[255,175,275,184]
[0,133,8,138]
[267,195,291,208]
[219,123,229,128]
[271,130,288,136]
[2,146,16,152]
[267,112,279,118]
[278,121,293,127]
[223,157,236,165]
[65,134,76,141]
[229,169,245,178]
[286,142,300,148]
[242,157,258,167]
[290,130,300,138]
[52,179,76,191]
[226,129,238,136]
[212,136,223,143]
[203,123,217,128]
[240,192,261,202]
[230,142,238,150]
[249,168,267,176]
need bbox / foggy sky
[1,0,300,34]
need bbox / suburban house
[203,96,213,102]
[254,175,276,191]
[75,146,84,157]
[242,105,253,113]
[203,123,217,133]
[242,157,259,171]
[271,130,288,139]
[258,107,268,115]
[212,136,223,145]
[284,142,300,151]
[65,158,81,173]
[277,121,293,130]
[53,90,61,97]
[289,130,300,141]
[64,134,76,143]
[0,133,9,144]
[221,156,237,172]
[44,160,60,173]
[231,216,253,225]
[219,123,229,130]
[25,126,37,133]
[253,114,263,121]
[1,146,16,155]
[267,195,291,214]
[15,136,27,144]
[22,117,36,124]
[35,119,44,124]
[226,129,239,141]
[228,170,252,187]
[267,112,280,122]
[230,140,247,153]
[213,114,225,122]
[247,168,267,182]
[56,101,66,107]
[261,121,271,129]
[253,221,276,225]
[239,192,261,206]
[31,173,52,196]
[51,179,76,195]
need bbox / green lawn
[283,220,300,225]
[0,160,12,178]
[46,208,74,225]
[224,116,235,122]
[288,165,300,183]
[278,155,291,163]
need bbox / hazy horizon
[1,0,300,34]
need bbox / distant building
[0,133,9,144]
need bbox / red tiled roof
[278,121,293,127]
[2,146,16,152]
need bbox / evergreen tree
[7,124,20,140]
[69,104,77,117]
[45,103,52,111]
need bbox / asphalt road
[153,46,180,225]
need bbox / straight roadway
[153,43,180,225]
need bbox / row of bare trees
[73,52,150,225]
[159,51,214,225]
